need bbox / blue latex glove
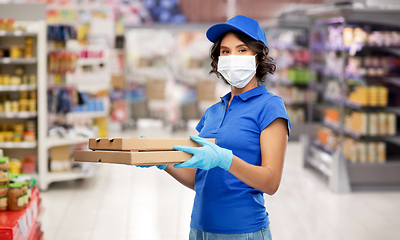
[135,136,168,170]
[173,135,233,171]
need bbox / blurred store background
[1,0,400,239]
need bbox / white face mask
[217,54,257,88]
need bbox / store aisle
[39,120,400,240]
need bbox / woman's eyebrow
[236,44,247,48]
[220,46,230,50]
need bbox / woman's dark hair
[209,31,276,86]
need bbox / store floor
[39,120,400,240]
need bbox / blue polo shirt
[192,86,291,234]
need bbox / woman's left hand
[173,135,233,171]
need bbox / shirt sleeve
[259,96,291,136]
[196,112,206,133]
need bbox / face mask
[217,54,257,88]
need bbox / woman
[143,15,290,239]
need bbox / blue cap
[206,15,267,47]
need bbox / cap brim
[206,23,252,43]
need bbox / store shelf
[68,111,108,118]
[270,78,309,87]
[46,137,89,148]
[305,152,332,177]
[76,58,106,65]
[383,77,400,88]
[0,187,41,240]
[0,30,37,37]
[323,119,341,133]
[0,58,37,64]
[0,112,37,118]
[50,111,108,120]
[325,97,343,106]
[47,168,97,183]
[313,139,336,155]
[323,119,400,142]
[0,141,37,149]
[0,84,37,91]
[347,161,400,185]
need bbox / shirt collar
[220,86,267,103]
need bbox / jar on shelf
[28,99,36,112]
[14,124,24,133]
[5,19,15,31]
[23,131,35,142]
[2,75,10,85]
[16,181,28,207]
[20,91,28,99]
[30,91,37,100]
[22,155,36,173]
[0,156,9,184]
[0,184,7,211]
[10,46,22,59]
[9,159,21,174]
[13,132,22,142]
[4,101,11,112]
[10,75,21,85]
[0,19,5,31]
[22,75,28,85]
[14,175,31,202]
[8,182,24,211]
[5,132,13,142]
[11,101,19,112]
[29,75,36,85]
[19,99,28,111]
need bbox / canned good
[0,184,7,211]
[8,182,24,211]
[29,99,36,112]
[0,156,9,184]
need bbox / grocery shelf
[305,155,332,177]
[347,161,400,187]
[0,30,37,37]
[67,111,109,118]
[313,139,336,155]
[323,119,399,141]
[0,112,37,118]
[49,111,109,121]
[383,77,400,88]
[0,57,37,64]
[76,58,106,65]
[0,84,37,91]
[323,119,341,133]
[270,78,309,87]
[305,5,400,192]
[0,141,37,149]
[47,168,97,183]
[325,97,343,106]
[46,137,89,148]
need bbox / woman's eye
[239,49,246,53]
[221,50,229,54]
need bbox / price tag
[0,31,6,36]
[14,30,23,36]
[31,199,38,219]
[18,215,28,237]
[26,208,33,227]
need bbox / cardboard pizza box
[73,150,191,165]
[88,137,216,151]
